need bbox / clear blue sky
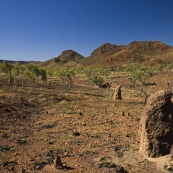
[0,0,173,61]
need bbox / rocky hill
[2,41,173,67]
[41,50,85,67]
[91,43,119,56]
[83,41,173,66]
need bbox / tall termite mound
[139,90,173,158]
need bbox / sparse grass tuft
[46,139,55,144]
[75,138,83,143]
[99,157,116,168]
[16,138,27,144]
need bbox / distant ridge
[0,60,40,64]
[91,43,118,56]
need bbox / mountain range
[1,41,173,67]
[43,41,173,67]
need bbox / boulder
[139,90,173,157]
[99,82,111,89]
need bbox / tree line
[0,60,172,103]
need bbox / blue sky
[0,0,173,61]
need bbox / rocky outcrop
[55,50,85,63]
[139,90,173,158]
[91,43,117,56]
[128,41,172,53]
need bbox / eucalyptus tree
[24,63,40,94]
[39,69,47,84]
[84,66,96,78]
[162,63,173,88]
[46,68,55,77]
[12,62,27,90]
[129,66,154,104]
[0,61,14,85]
[83,66,105,87]
[57,67,76,93]
[90,76,104,87]
[12,62,21,91]
[98,66,111,79]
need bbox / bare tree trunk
[14,77,17,92]
[29,80,32,95]
[8,75,14,86]
[22,76,24,88]
[139,87,149,104]
[67,79,71,93]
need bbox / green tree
[46,68,55,77]
[12,62,21,91]
[57,67,76,93]
[99,67,111,79]
[83,66,106,88]
[0,61,14,85]
[73,66,84,74]
[162,64,173,88]
[24,63,40,94]
[90,76,104,87]
[153,63,173,89]
[129,66,154,104]
[129,66,153,86]
[12,62,26,90]
[84,66,96,78]
[153,64,164,74]
[39,69,47,84]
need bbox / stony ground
[0,73,173,173]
